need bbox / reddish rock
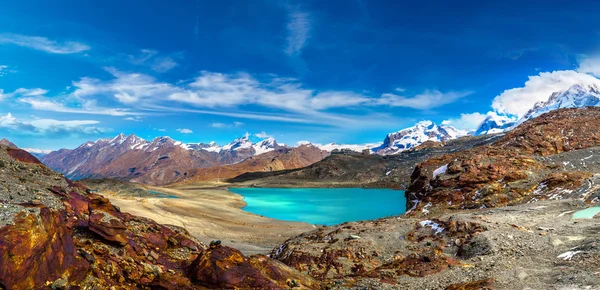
[189,246,321,289]
[6,148,42,164]
[0,209,89,289]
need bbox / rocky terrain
[0,142,321,289]
[269,198,600,289]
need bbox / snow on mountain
[294,141,382,153]
[473,113,517,136]
[22,148,53,155]
[222,135,254,151]
[252,137,280,155]
[373,121,467,155]
[518,83,600,124]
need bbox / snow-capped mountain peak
[518,83,600,124]
[252,137,280,155]
[373,121,467,155]
[222,135,253,151]
[474,113,517,136]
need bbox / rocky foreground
[0,143,319,289]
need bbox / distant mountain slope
[180,145,328,183]
[41,134,269,185]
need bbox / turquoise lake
[228,188,406,225]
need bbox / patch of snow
[433,164,448,179]
[22,148,53,154]
[419,220,445,235]
[557,251,583,260]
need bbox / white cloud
[176,128,193,134]
[284,8,311,56]
[491,70,600,117]
[442,112,488,130]
[151,57,178,72]
[254,131,272,139]
[378,90,472,110]
[577,55,600,77]
[209,121,244,128]
[209,123,227,128]
[0,34,90,54]
[124,116,144,122]
[0,112,106,137]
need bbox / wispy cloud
[0,34,90,54]
[377,90,472,110]
[0,112,106,137]
[176,128,193,134]
[284,7,311,56]
[209,121,244,128]
[20,97,138,116]
[128,49,179,73]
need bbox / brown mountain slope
[407,107,600,216]
[179,145,328,183]
[0,142,319,289]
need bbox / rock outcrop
[0,143,319,289]
[407,107,600,215]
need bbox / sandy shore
[105,183,315,255]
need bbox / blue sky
[2,0,600,150]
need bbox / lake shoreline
[103,184,315,255]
